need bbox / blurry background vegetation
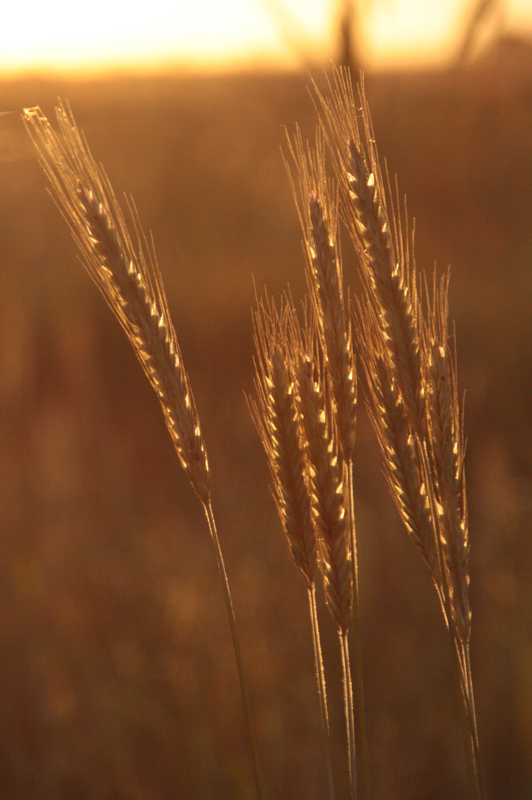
[0,16,532,798]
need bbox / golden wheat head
[23,103,210,503]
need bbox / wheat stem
[340,630,358,800]
[285,123,368,800]
[203,502,264,800]
[346,460,371,800]
[462,645,485,798]
[308,585,336,800]
[314,67,483,799]
[422,441,483,800]
[251,296,339,799]
[24,102,263,800]
[449,630,483,800]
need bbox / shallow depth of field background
[1,35,532,800]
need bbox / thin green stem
[347,460,371,800]
[203,500,264,800]
[340,629,358,800]
[307,585,336,800]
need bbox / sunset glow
[1,0,532,74]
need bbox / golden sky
[1,0,531,74]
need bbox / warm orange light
[1,0,532,74]
[366,0,463,67]
[0,0,293,73]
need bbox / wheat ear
[23,102,263,800]
[251,297,317,589]
[293,328,357,800]
[285,128,356,461]
[250,296,336,800]
[424,274,470,641]
[315,71,424,436]
[295,324,352,636]
[23,103,210,502]
[357,298,441,588]
[422,275,483,797]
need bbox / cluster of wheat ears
[22,69,484,800]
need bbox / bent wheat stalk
[23,102,263,800]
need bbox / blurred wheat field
[0,60,531,799]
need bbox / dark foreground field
[0,58,531,799]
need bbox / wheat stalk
[23,101,263,800]
[285,126,371,800]
[294,329,358,800]
[251,289,363,798]
[312,68,484,800]
[250,295,336,800]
